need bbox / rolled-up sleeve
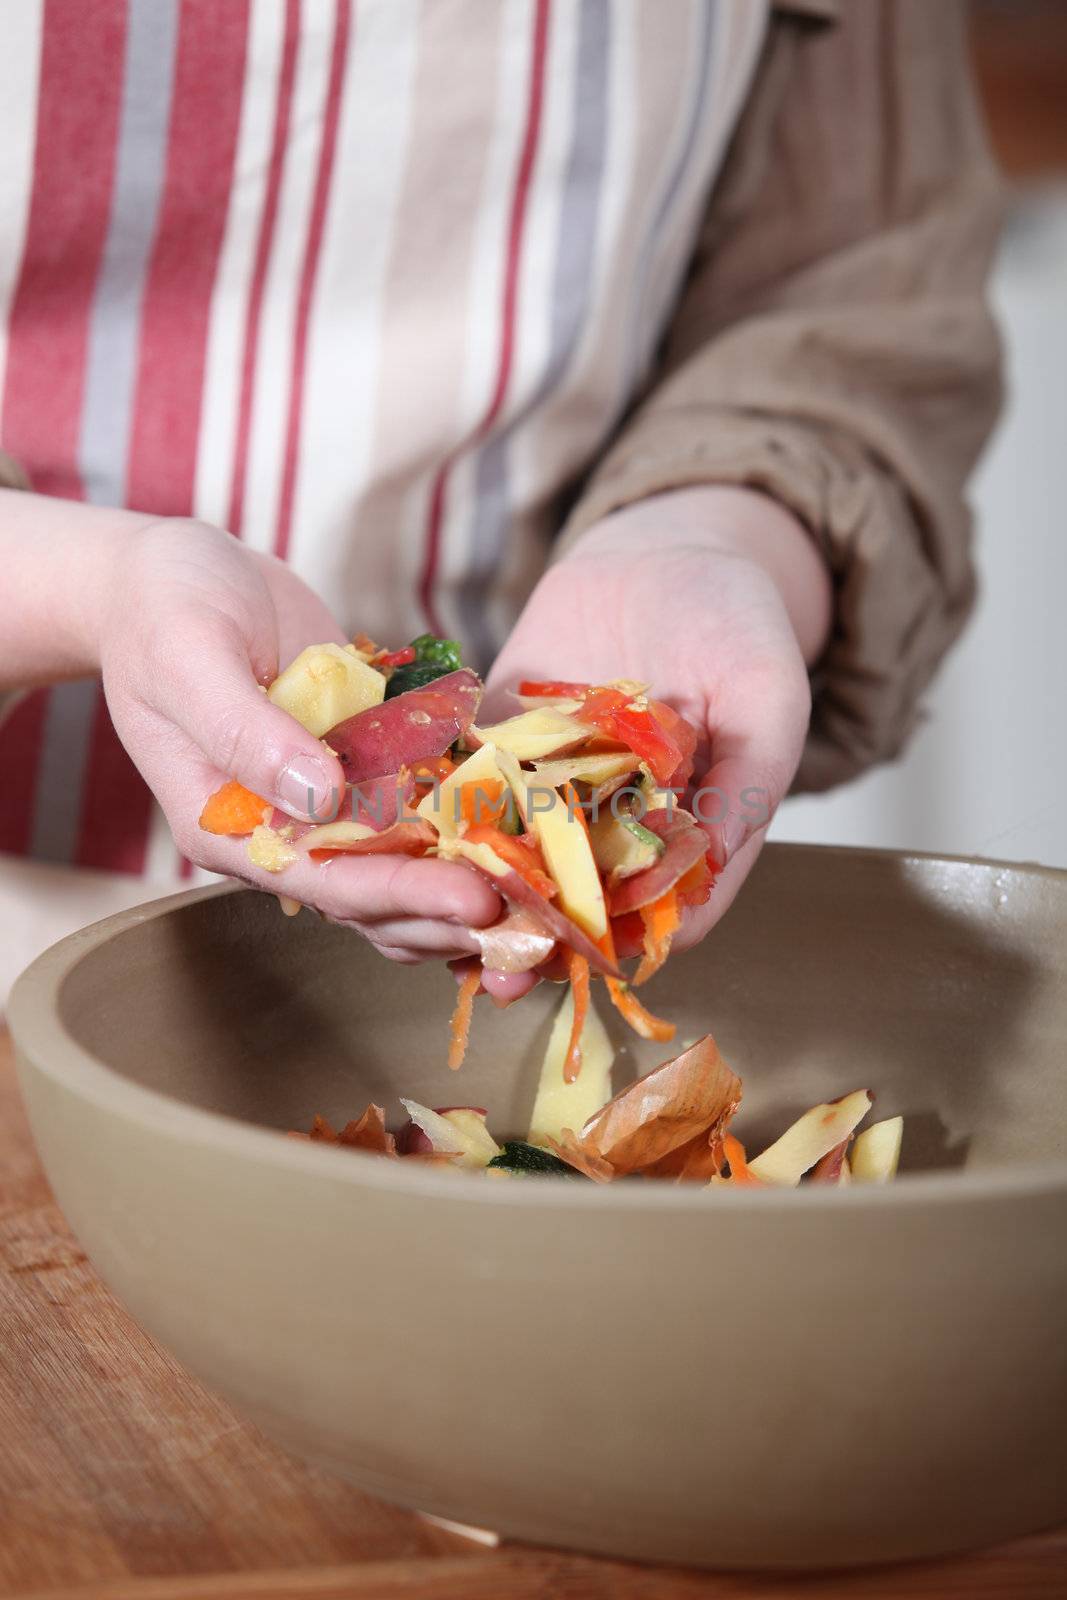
[560,0,1005,791]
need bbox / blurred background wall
[777,0,1067,868]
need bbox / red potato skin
[396,1107,488,1157]
[349,769,417,830]
[306,819,437,861]
[610,911,646,960]
[460,858,621,979]
[396,1121,433,1156]
[609,810,711,916]
[324,670,483,783]
[810,1137,851,1184]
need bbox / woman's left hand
[477,485,832,999]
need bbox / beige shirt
[560,0,1004,791]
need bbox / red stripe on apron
[76,1,253,874]
[0,695,49,856]
[417,0,550,635]
[226,0,302,540]
[273,0,352,562]
[73,691,151,874]
[0,0,127,862]
[0,0,127,498]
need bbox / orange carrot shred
[593,919,676,1042]
[634,887,681,986]
[463,824,557,898]
[564,951,590,1083]
[722,1133,763,1186]
[606,977,676,1042]
[199,779,272,836]
[447,966,482,1071]
[458,777,506,826]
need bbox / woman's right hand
[92,518,501,961]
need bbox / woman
[0,0,1002,998]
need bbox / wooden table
[1,1028,1063,1600]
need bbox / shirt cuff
[557,408,975,793]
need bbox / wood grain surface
[1,1027,1063,1599]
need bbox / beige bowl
[9,844,1067,1570]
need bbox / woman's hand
[485,486,831,965]
[81,515,499,960]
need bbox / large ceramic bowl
[9,844,1067,1569]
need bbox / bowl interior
[52,845,1067,1173]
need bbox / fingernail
[722,812,749,862]
[275,753,334,821]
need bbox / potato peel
[809,1137,852,1185]
[470,908,556,974]
[748,1089,873,1187]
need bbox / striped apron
[0,0,766,918]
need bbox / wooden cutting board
[1,1027,1062,1600]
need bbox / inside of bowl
[55,846,1066,1173]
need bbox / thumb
[151,615,345,822]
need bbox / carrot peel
[564,952,590,1083]
[606,978,676,1042]
[448,966,482,1071]
[634,887,680,987]
[199,779,272,836]
[459,778,507,827]
[723,1133,763,1186]
[594,918,676,1042]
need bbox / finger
[479,967,540,1007]
[448,955,483,985]
[319,921,425,965]
[310,853,502,928]
[669,829,767,953]
[368,943,422,966]
[147,612,345,823]
[447,959,541,1007]
[356,917,483,958]
[693,666,809,866]
[180,826,503,937]
[251,550,350,655]
[478,674,525,726]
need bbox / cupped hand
[97,519,500,960]
[484,486,831,976]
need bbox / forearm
[558,485,832,667]
[560,1,1000,792]
[0,489,155,690]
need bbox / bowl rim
[9,844,1067,1214]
